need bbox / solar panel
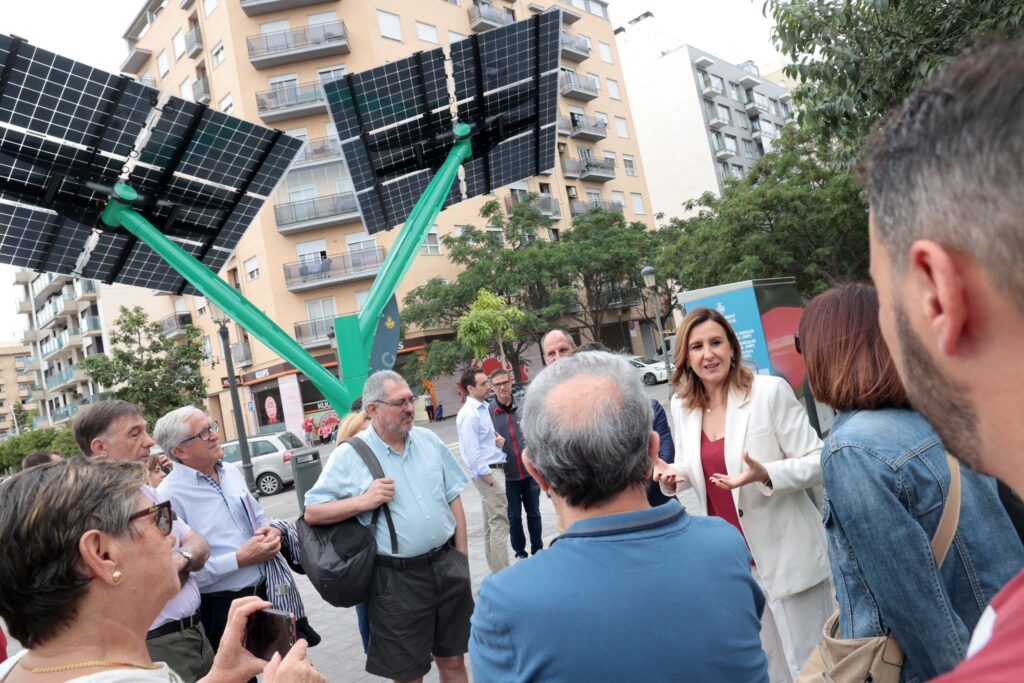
[0,33,302,294]
[324,10,561,234]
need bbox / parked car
[221,431,314,496]
[627,355,673,385]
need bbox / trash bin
[291,450,323,513]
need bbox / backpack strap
[344,438,399,555]
[932,453,962,568]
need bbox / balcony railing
[560,31,591,62]
[246,21,349,69]
[293,316,335,348]
[557,116,572,136]
[469,3,513,31]
[504,193,562,218]
[283,247,386,291]
[292,136,344,166]
[82,316,103,333]
[185,26,203,58]
[255,81,327,123]
[74,279,97,299]
[240,0,333,16]
[274,192,361,233]
[44,367,80,391]
[580,157,616,181]
[561,157,582,178]
[559,73,599,101]
[192,76,211,104]
[160,312,194,338]
[570,199,624,217]
[231,342,253,367]
[569,114,607,141]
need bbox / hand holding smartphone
[245,608,297,661]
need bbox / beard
[894,302,985,472]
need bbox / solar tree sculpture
[0,12,559,454]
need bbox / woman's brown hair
[800,283,908,411]
[671,307,753,409]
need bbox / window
[730,164,745,179]
[743,139,758,159]
[317,65,346,83]
[203,0,217,15]
[485,226,505,246]
[769,98,780,116]
[622,154,637,177]
[179,77,193,101]
[716,104,732,124]
[201,335,213,362]
[587,189,603,203]
[355,290,371,312]
[630,193,645,215]
[296,239,327,265]
[729,82,743,100]
[378,10,402,41]
[421,225,441,255]
[218,94,233,114]
[547,228,560,241]
[305,297,336,322]
[615,116,629,138]
[416,21,439,44]
[607,78,621,100]
[448,30,468,43]
[711,131,724,152]
[724,134,738,154]
[244,257,259,281]
[703,98,717,119]
[718,161,729,179]
[611,190,625,207]
[594,111,609,125]
[308,10,337,25]
[172,30,186,59]
[211,42,226,67]
[588,72,601,91]
[603,151,616,165]
[736,110,750,129]
[711,74,725,93]
[194,295,207,315]
[157,50,169,77]
[598,41,613,63]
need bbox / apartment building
[615,12,792,220]
[0,344,33,438]
[119,0,655,440]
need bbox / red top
[701,432,746,543]
[933,568,1024,681]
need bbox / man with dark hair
[540,329,576,365]
[72,401,213,682]
[457,367,510,573]
[488,368,543,559]
[469,352,768,681]
[21,450,60,470]
[859,41,1024,681]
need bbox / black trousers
[199,582,266,653]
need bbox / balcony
[74,279,98,301]
[714,145,734,160]
[505,193,562,219]
[560,157,581,178]
[594,285,642,311]
[180,0,195,8]
[569,114,607,141]
[745,97,771,117]
[120,46,152,75]
[160,312,194,339]
[283,246,386,292]
[51,403,81,425]
[753,129,778,154]
[37,298,71,329]
[31,386,45,401]
[570,199,624,217]
[17,298,31,314]
[82,316,103,335]
[560,31,591,62]
[255,81,327,124]
[469,4,513,32]
[16,373,34,385]
[44,367,86,392]
[246,21,349,70]
[231,342,253,368]
[192,76,211,105]
[559,73,599,102]
[240,0,332,16]
[42,328,82,360]
[31,272,68,300]
[700,81,723,98]
[292,136,344,168]
[557,116,571,136]
[185,26,204,58]
[274,191,361,234]
[739,72,761,88]
[579,158,616,182]
[707,112,729,130]
[293,316,335,349]
[27,355,40,371]
[694,55,715,69]
[22,329,38,343]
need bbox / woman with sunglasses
[799,284,1023,681]
[0,458,325,682]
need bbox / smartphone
[244,608,296,661]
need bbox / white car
[627,355,674,385]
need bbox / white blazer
[668,374,830,601]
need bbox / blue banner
[684,285,772,375]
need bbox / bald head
[541,329,576,365]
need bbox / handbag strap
[344,438,399,555]
[932,452,962,567]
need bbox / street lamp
[641,265,674,400]
[209,304,257,495]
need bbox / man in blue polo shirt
[470,352,769,682]
[304,370,472,683]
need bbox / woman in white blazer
[654,307,832,683]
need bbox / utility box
[291,450,323,513]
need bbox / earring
[111,570,123,585]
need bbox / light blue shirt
[456,396,506,478]
[141,485,201,628]
[159,461,267,593]
[304,423,468,557]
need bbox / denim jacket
[822,409,1024,683]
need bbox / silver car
[221,431,313,496]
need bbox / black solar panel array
[0,34,302,294]
[325,10,561,235]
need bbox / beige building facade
[0,343,32,438]
[119,0,656,440]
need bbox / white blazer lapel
[725,386,751,508]
[683,406,706,511]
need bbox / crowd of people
[1,39,1023,683]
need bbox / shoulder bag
[296,438,398,608]
[797,453,962,683]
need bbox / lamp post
[210,304,257,495]
[641,265,674,400]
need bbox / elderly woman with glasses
[0,458,324,682]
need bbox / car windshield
[221,443,241,463]
[279,432,303,449]
[636,356,659,365]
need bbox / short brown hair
[72,400,145,456]
[800,284,908,411]
[459,367,485,393]
[22,450,60,470]
[671,307,752,410]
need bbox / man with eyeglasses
[73,400,214,682]
[305,370,472,683]
[154,406,281,657]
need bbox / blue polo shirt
[305,424,468,557]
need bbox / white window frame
[211,42,226,67]
[172,30,186,60]
[244,257,260,281]
[622,154,637,177]
[610,190,625,207]
[630,193,645,215]
[218,93,233,114]
[448,30,468,44]
[179,77,193,102]
[416,21,439,44]
[355,290,371,312]
[598,41,613,64]
[157,50,169,77]
[614,116,629,138]
[317,65,347,84]
[377,10,403,41]
[607,78,621,100]
[203,0,217,16]
[420,225,441,255]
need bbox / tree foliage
[456,289,525,364]
[0,427,81,472]
[12,402,34,432]
[79,306,208,426]
[767,0,1024,161]
[656,127,869,298]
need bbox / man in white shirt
[456,367,510,573]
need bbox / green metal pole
[101,183,352,412]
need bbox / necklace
[705,398,725,413]
[19,659,162,673]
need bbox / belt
[147,609,202,640]
[489,463,505,470]
[201,581,265,601]
[376,538,455,570]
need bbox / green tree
[656,127,869,298]
[456,289,526,365]
[767,0,1024,161]
[12,402,33,433]
[79,306,208,425]
[0,427,82,472]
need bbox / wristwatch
[176,549,194,572]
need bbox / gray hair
[858,41,1024,314]
[362,370,406,406]
[522,351,653,508]
[154,405,205,459]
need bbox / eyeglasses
[373,398,417,408]
[127,500,175,535]
[490,380,511,388]
[177,421,220,447]
[794,334,802,355]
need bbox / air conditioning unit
[566,186,578,199]
[557,142,567,154]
